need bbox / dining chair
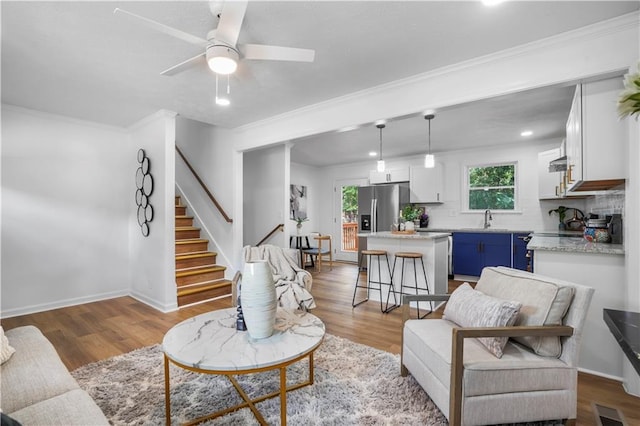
[303,234,333,272]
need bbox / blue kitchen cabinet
[452,232,512,277]
[513,233,532,272]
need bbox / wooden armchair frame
[400,294,575,426]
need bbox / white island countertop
[528,235,624,255]
[359,231,451,240]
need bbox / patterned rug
[71,334,447,425]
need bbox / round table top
[162,307,325,372]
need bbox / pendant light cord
[379,126,383,161]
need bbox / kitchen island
[528,234,626,380]
[359,231,450,306]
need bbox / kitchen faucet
[484,209,493,229]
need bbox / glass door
[334,179,366,262]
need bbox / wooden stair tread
[176,238,208,245]
[176,252,217,260]
[177,280,232,297]
[176,226,199,231]
[176,265,226,278]
[175,215,193,219]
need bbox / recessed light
[369,151,377,157]
[520,130,533,137]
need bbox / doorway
[334,178,366,262]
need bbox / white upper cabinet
[369,167,409,184]
[565,78,627,192]
[538,148,563,200]
[409,164,444,203]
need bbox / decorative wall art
[290,184,308,221]
[135,149,154,237]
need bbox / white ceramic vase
[404,221,415,231]
[241,260,277,339]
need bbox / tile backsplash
[585,190,625,218]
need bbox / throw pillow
[444,283,522,358]
[1,326,16,364]
[475,267,576,357]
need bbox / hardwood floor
[2,261,638,425]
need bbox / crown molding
[235,11,639,139]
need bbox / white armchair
[401,266,594,426]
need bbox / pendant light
[376,123,386,172]
[424,114,435,168]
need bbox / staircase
[175,196,232,307]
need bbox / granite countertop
[527,234,624,255]
[359,231,451,240]
[418,227,534,234]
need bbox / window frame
[463,161,519,212]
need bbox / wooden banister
[176,146,233,223]
[256,224,284,246]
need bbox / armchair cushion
[443,283,521,358]
[475,267,575,357]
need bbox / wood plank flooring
[2,261,638,425]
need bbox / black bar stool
[352,249,398,313]
[388,252,433,318]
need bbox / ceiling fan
[114,0,315,76]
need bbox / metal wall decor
[135,148,154,237]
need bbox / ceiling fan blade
[160,52,206,76]
[114,8,209,48]
[239,44,315,62]
[214,0,248,46]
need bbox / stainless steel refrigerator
[357,183,410,261]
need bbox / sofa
[0,325,109,425]
[401,266,594,426]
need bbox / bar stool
[388,252,433,318]
[352,249,398,313]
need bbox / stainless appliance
[357,183,410,261]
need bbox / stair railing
[176,145,233,223]
[256,223,284,246]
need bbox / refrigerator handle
[371,199,377,233]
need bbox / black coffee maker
[609,214,623,244]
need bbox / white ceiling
[2,1,638,166]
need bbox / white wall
[243,145,287,248]
[128,110,177,312]
[1,105,131,316]
[175,117,236,275]
[290,162,323,237]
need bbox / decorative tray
[391,230,416,235]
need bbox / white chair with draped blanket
[239,244,316,311]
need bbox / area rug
[71,333,447,425]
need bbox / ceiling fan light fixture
[207,45,239,75]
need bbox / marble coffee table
[162,307,325,426]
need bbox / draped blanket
[242,245,316,311]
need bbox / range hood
[548,156,567,172]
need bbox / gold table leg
[164,354,171,426]
[167,350,317,426]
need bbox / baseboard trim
[0,290,129,319]
[578,367,624,383]
[129,291,178,313]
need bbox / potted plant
[292,216,308,233]
[548,206,569,230]
[401,204,422,231]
